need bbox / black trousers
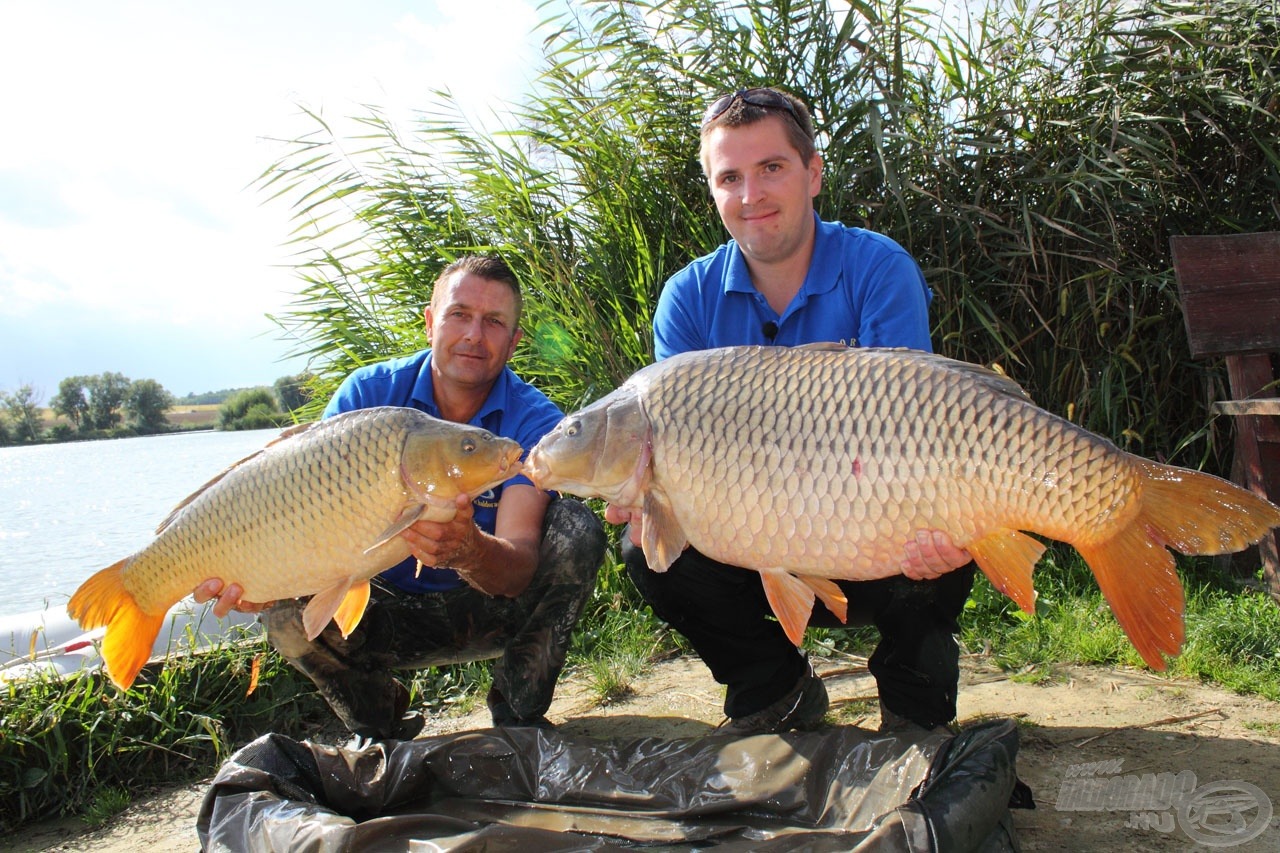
[263,498,605,737]
[625,537,976,729]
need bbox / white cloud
[0,0,545,394]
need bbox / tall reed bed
[265,0,1277,476]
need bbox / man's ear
[506,326,524,359]
[808,152,824,197]
[423,305,434,343]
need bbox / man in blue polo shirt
[199,256,605,739]
[608,87,975,736]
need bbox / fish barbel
[69,406,523,690]
[526,344,1280,669]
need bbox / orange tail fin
[1075,460,1280,671]
[1135,460,1280,555]
[1077,525,1183,671]
[67,560,167,690]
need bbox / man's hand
[900,530,971,580]
[400,493,479,570]
[193,579,273,618]
[603,504,643,546]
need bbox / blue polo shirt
[653,214,933,359]
[322,349,563,592]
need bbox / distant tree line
[0,372,315,446]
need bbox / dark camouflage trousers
[262,497,605,737]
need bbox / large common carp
[69,406,523,690]
[526,344,1280,669]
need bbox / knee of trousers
[260,599,315,660]
[537,498,607,584]
[622,538,694,621]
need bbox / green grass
[954,548,1280,702]
[3,548,1279,839]
[80,786,130,828]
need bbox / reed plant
[266,0,1277,474]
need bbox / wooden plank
[1171,232,1280,358]
[1213,399,1280,416]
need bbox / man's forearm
[451,529,538,598]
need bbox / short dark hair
[433,255,523,322]
[698,87,817,173]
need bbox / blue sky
[0,0,544,398]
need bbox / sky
[0,0,545,399]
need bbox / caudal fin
[67,560,167,690]
[1076,460,1280,671]
[1077,526,1183,671]
[1135,460,1280,555]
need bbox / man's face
[703,115,823,266]
[425,271,522,391]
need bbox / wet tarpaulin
[197,719,1022,852]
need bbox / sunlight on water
[0,429,281,617]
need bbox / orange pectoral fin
[759,570,817,647]
[67,559,168,690]
[966,528,1046,614]
[302,579,352,640]
[365,504,428,554]
[640,488,689,572]
[802,576,848,623]
[333,580,372,639]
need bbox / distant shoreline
[21,404,224,446]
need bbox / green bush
[218,388,287,431]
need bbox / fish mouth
[524,448,549,488]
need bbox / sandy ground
[13,653,1280,852]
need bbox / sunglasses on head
[702,87,802,129]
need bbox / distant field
[167,404,221,427]
[38,403,222,430]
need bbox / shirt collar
[722,213,841,309]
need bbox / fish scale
[69,406,523,690]
[527,344,1280,670]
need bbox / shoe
[349,710,425,743]
[720,664,829,735]
[487,686,556,729]
[391,710,426,740]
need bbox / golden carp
[69,406,523,690]
[526,344,1280,669]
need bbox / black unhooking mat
[197,719,1024,852]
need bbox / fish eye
[565,420,580,437]
[461,437,477,453]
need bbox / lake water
[0,428,281,618]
